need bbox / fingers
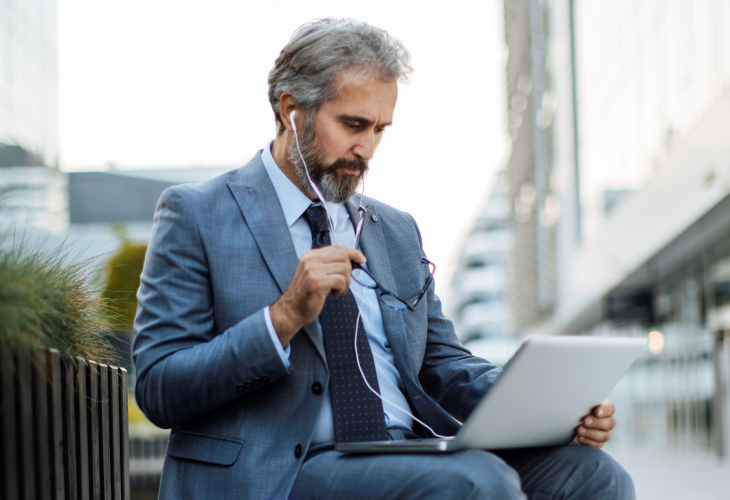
[576,424,611,444]
[575,423,611,448]
[339,246,367,265]
[301,246,366,268]
[592,400,615,418]
[300,246,364,295]
[271,246,366,344]
[583,415,615,431]
[576,434,608,448]
[575,400,617,449]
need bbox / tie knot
[302,204,331,248]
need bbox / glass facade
[503,0,560,332]
[604,232,730,458]
[0,0,58,167]
[574,0,730,245]
[0,165,67,231]
[496,0,730,458]
[0,0,61,231]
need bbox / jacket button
[311,381,323,395]
[243,381,253,390]
[260,374,270,383]
[371,214,378,222]
[236,384,245,393]
[251,377,261,386]
[294,444,303,458]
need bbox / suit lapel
[345,199,414,380]
[227,156,326,363]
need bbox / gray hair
[268,18,413,135]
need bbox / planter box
[0,349,129,499]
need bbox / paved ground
[612,453,730,500]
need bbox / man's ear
[279,92,298,132]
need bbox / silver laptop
[335,335,646,454]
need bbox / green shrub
[101,241,147,331]
[0,240,116,371]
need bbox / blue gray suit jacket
[133,154,503,499]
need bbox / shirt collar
[261,139,344,228]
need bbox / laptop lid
[451,335,647,450]
[336,335,646,454]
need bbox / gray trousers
[290,444,635,499]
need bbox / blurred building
[0,165,67,231]
[68,168,230,224]
[0,0,63,231]
[0,0,58,169]
[448,172,517,364]
[502,0,730,458]
[12,167,232,261]
[449,171,512,341]
[503,0,560,334]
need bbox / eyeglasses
[351,258,435,311]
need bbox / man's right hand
[270,245,366,346]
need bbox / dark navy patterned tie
[302,204,388,442]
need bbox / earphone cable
[353,288,452,440]
[294,116,449,439]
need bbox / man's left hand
[574,400,616,449]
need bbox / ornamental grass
[0,237,117,373]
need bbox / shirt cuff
[264,306,291,368]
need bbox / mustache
[328,157,369,175]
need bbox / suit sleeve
[409,214,503,423]
[133,186,291,429]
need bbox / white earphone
[286,105,448,438]
[290,108,330,219]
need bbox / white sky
[57,0,508,298]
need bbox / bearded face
[287,116,369,203]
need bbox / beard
[288,122,369,203]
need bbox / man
[134,19,634,499]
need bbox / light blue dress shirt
[260,141,413,443]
